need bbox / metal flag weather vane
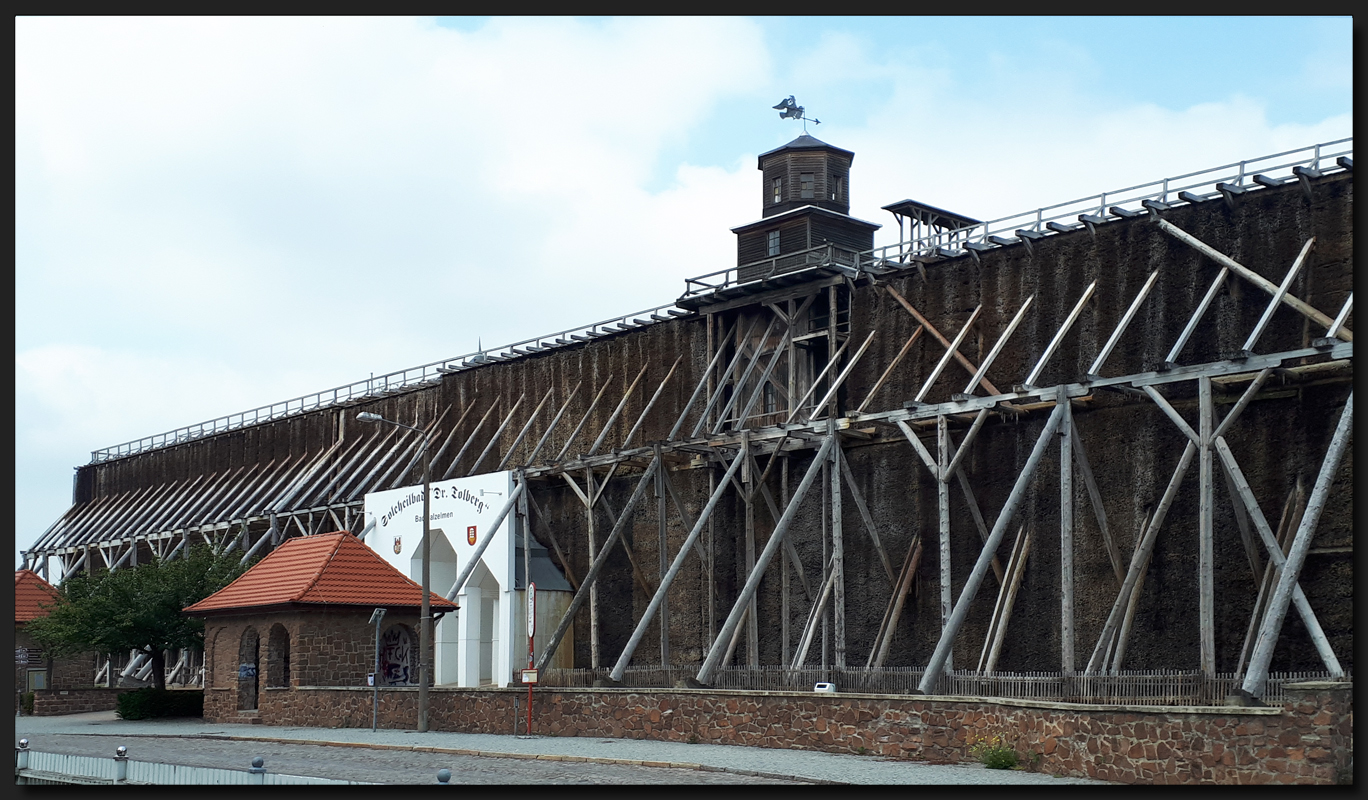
[773,96,820,132]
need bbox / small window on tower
[831,175,843,202]
[772,177,782,204]
[767,230,781,256]
[800,173,814,199]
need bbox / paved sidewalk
[15,711,1111,785]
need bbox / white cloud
[14,16,1353,568]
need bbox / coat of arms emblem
[393,535,402,555]
[467,525,477,546]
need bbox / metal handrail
[89,138,1352,463]
[682,137,1352,299]
[864,138,1352,264]
[90,301,692,463]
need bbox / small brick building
[184,530,456,723]
[15,569,94,695]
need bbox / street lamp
[357,411,432,733]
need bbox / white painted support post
[917,400,1066,694]
[1241,393,1352,698]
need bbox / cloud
[15,17,1352,567]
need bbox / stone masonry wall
[30,688,131,716]
[226,681,1351,785]
[202,607,425,716]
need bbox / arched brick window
[237,627,260,710]
[266,624,291,688]
[204,628,220,688]
[379,623,415,686]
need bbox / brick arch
[266,623,291,688]
[204,627,221,688]
[237,626,260,710]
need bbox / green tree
[26,545,251,691]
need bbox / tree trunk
[150,648,166,691]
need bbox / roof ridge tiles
[293,531,346,603]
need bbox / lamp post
[368,607,386,732]
[357,411,432,733]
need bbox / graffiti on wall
[381,625,414,685]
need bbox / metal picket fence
[14,748,373,785]
[539,666,1346,707]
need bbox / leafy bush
[21,692,35,715]
[116,688,204,720]
[968,734,1019,770]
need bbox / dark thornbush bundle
[116,688,204,720]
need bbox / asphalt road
[16,732,804,784]
[15,711,1113,785]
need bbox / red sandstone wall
[30,688,131,716]
[216,682,1350,785]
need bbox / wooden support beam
[1241,392,1352,696]
[831,425,846,668]
[1087,441,1197,674]
[554,381,614,464]
[837,446,895,585]
[979,523,1031,674]
[1215,437,1344,678]
[883,283,1004,396]
[440,398,503,480]
[525,490,580,592]
[536,455,661,672]
[589,363,650,456]
[607,444,746,682]
[855,326,923,415]
[1060,390,1076,675]
[1069,426,1124,586]
[468,393,526,476]
[497,387,556,471]
[1158,218,1349,341]
[525,381,581,466]
[868,534,923,669]
[697,434,836,685]
[919,400,1067,694]
[1198,375,1216,675]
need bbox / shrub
[116,688,204,720]
[968,734,1019,770]
[21,692,35,715]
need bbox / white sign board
[364,471,517,688]
[527,582,536,638]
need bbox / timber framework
[25,136,1353,703]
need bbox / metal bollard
[249,755,266,784]
[437,768,451,784]
[114,745,129,783]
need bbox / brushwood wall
[70,172,1352,676]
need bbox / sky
[15,16,1354,571]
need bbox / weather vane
[773,96,820,132]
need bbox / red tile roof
[15,569,61,624]
[184,531,458,615]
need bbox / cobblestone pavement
[16,732,804,784]
[15,711,1113,785]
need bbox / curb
[210,734,843,784]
